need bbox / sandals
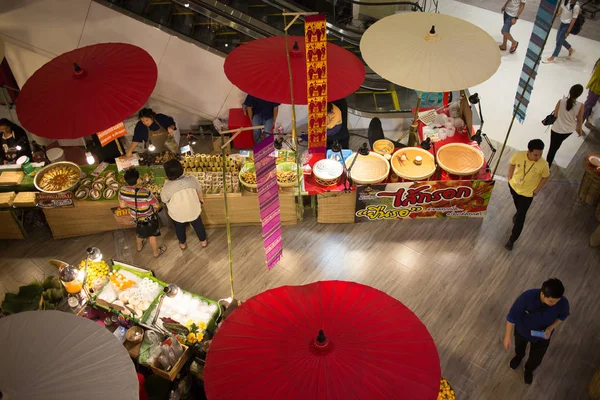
[154,245,167,258]
[499,45,507,51]
[137,239,147,252]
[200,240,208,248]
[179,243,187,250]
[509,42,519,54]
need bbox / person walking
[118,168,167,258]
[505,139,550,250]
[504,278,570,385]
[500,0,526,53]
[161,159,207,249]
[545,0,580,63]
[242,94,280,145]
[583,58,600,123]
[547,84,584,167]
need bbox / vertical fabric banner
[305,14,328,155]
[253,135,283,269]
[514,0,559,122]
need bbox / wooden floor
[1,131,599,399]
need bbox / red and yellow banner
[305,15,327,155]
[97,122,127,147]
[355,180,496,221]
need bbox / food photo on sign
[354,180,495,221]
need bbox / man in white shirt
[500,0,527,53]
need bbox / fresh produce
[0,276,65,314]
[437,378,456,400]
[109,271,137,291]
[241,171,256,185]
[276,170,297,184]
[78,259,110,290]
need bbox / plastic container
[46,148,65,163]
[16,156,34,175]
[438,129,447,140]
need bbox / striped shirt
[118,186,158,220]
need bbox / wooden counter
[317,191,356,224]
[0,210,25,239]
[201,190,298,227]
[43,200,127,239]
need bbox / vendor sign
[305,14,327,155]
[97,122,127,147]
[36,192,74,208]
[253,136,282,269]
[355,180,495,221]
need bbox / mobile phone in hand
[531,330,546,338]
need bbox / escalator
[96,0,429,117]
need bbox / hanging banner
[305,14,327,155]
[514,0,559,122]
[253,135,282,269]
[97,122,127,147]
[355,180,495,222]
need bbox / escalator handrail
[334,0,423,12]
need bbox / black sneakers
[524,369,533,385]
[509,356,521,370]
[505,240,514,251]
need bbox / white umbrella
[360,12,501,93]
[0,311,138,400]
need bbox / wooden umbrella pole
[492,5,560,177]
[408,93,422,147]
[219,126,263,300]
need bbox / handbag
[134,189,160,238]
[542,112,556,126]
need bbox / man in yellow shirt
[506,139,550,250]
[584,58,600,122]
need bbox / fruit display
[187,171,240,195]
[34,162,81,193]
[145,290,218,333]
[276,162,300,187]
[77,259,110,291]
[0,276,65,314]
[437,378,456,400]
[182,154,243,173]
[109,271,137,291]
[139,151,176,165]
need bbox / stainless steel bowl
[34,161,82,193]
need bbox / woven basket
[589,367,600,400]
[579,170,600,206]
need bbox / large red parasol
[224,36,365,105]
[204,280,440,400]
[17,43,158,140]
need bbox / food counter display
[307,106,494,224]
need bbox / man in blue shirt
[504,278,570,385]
[242,94,280,145]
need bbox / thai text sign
[253,135,283,269]
[97,122,127,147]
[305,14,327,155]
[355,180,495,221]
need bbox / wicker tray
[345,152,389,185]
[436,143,484,176]
[391,148,435,181]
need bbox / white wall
[0,0,397,145]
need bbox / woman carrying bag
[547,84,584,167]
[118,168,167,258]
[161,159,208,250]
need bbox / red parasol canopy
[16,43,158,140]
[224,36,365,105]
[204,280,440,400]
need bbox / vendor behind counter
[126,108,179,157]
[0,118,32,164]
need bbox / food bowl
[589,155,600,167]
[345,152,390,185]
[276,162,301,187]
[126,326,144,344]
[372,139,395,155]
[391,148,436,181]
[436,143,484,176]
[34,161,82,193]
[313,159,343,186]
[238,163,257,189]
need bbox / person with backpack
[547,84,585,167]
[544,0,581,64]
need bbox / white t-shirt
[505,0,526,17]
[160,175,202,223]
[553,97,582,134]
[560,1,580,24]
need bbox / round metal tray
[34,161,82,193]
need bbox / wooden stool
[578,154,600,206]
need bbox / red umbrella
[16,43,157,140]
[204,281,440,400]
[224,36,365,105]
